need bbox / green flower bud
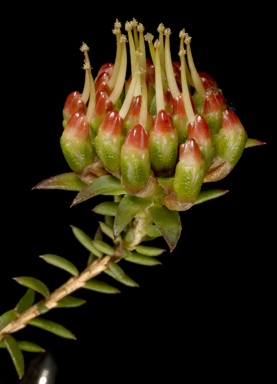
[60,112,95,173]
[121,124,154,196]
[94,110,124,175]
[205,109,247,182]
[149,110,178,177]
[164,138,205,211]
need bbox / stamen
[164,28,180,99]
[179,31,195,122]
[179,29,193,87]
[119,50,140,120]
[109,35,127,105]
[144,33,155,64]
[157,23,166,75]
[131,18,139,48]
[125,21,136,75]
[107,24,122,90]
[185,34,206,100]
[154,40,165,112]
[84,62,96,123]
[139,68,148,128]
[137,23,146,72]
[80,42,92,104]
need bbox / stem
[0,255,111,339]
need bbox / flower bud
[94,110,124,175]
[204,109,247,182]
[121,124,154,195]
[169,138,205,208]
[90,91,113,136]
[172,94,189,144]
[149,110,178,177]
[62,91,86,126]
[201,89,227,135]
[188,114,215,171]
[60,111,95,173]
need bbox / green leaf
[135,245,165,256]
[17,341,45,353]
[40,254,79,276]
[83,278,120,294]
[56,296,86,308]
[0,309,17,331]
[29,318,76,339]
[32,172,87,191]
[245,138,265,148]
[114,194,153,237]
[92,240,115,256]
[144,224,162,238]
[105,262,139,287]
[148,205,181,252]
[71,226,103,257]
[15,289,35,314]
[124,252,162,266]
[195,188,229,205]
[99,221,118,242]
[3,334,25,379]
[71,175,125,206]
[0,339,45,353]
[14,277,50,298]
[93,201,119,216]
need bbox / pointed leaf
[144,224,162,238]
[105,262,139,287]
[71,175,125,206]
[56,296,86,308]
[17,340,45,353]
[83,278,120,294]
[32,172,87,191]
[135,245,165,256]
[15,288,35,314]
[93,201,119,216]
[29,317,76,339]
[0,309,17,331]
[71,226,103,257]
[0,339,45,353]
[195,189,229,205]
[92,240,115,256]
[3,334,25,379]
[13,277,50,298]
[99,221,118,242]
[40,254,79,276]
[124,252,162,266]
[148,205,181,251]
[114,194,153,237]
[245,138,266,148]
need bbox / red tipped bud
[94,110,124,174]
[149,110,178,177]
[172,94,189,144]
[204,109,247,182]
[188,114,215,170]
[121,124,156,196]
[60,112,95,173]
[202,90,227,135]
[169,139,205,207]
[124,95,142,133]
[62,91,86,124]
[90,91,113,136]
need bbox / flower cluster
[60,18,261,211]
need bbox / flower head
[60,18,264,209]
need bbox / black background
[1,4,273,383]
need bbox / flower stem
[0,255,111,339]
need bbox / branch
[0,255,111,339]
